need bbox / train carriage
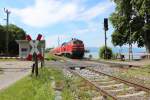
[50,38,84,58]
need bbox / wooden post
[35,53,38,76]
[32,63,35,74]
[41,59,44,68]
[41,48,45,68]
[32,52,38,76]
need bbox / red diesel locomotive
[50,38,84,58]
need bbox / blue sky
[0,0,116,48]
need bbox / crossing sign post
[26,34,43,61]
[26,34,44,76]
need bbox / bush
[99,46,113,59]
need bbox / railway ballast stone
[117,91,146,100]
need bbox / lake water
[84,47,146,59]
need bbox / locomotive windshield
[73,40,83,44]
[62,42,67,46]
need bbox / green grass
[117,65,150,77]
[113,65,150,87]
[127,66,150,77]
[62,76,99,100]
[0,68,55,100]
[45,53,58,61]
[0,67,76,100]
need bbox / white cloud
[11,0,78,27]
[11,0,114,27]
[78,2,113,21]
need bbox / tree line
[0,24,26,56]
[110,0,150,52]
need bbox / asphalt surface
[0,61,33,90]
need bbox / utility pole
[104,18,108,59]
[58,36,60,46]
[129,19,133,61]
[129,44,131,61]
[4,8,11,56]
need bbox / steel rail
[87,68,150,93]
[51,56,150,93]
[68,68,117,100]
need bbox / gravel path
[0,61,33,90]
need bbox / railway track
[68,67,150,100]
[49,56,150,99]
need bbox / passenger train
[50,38,85,58]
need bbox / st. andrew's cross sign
[26,34,43,61]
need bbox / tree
[99,46,113,59]
[0,24,26,55]
[0,25,6,54]
[110,0,150,52]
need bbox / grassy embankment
[0,67,74,100]
[44,53,61,61]
[0,67,54,100]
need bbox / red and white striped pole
[26,35,32,60]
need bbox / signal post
[104,18,108,59]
